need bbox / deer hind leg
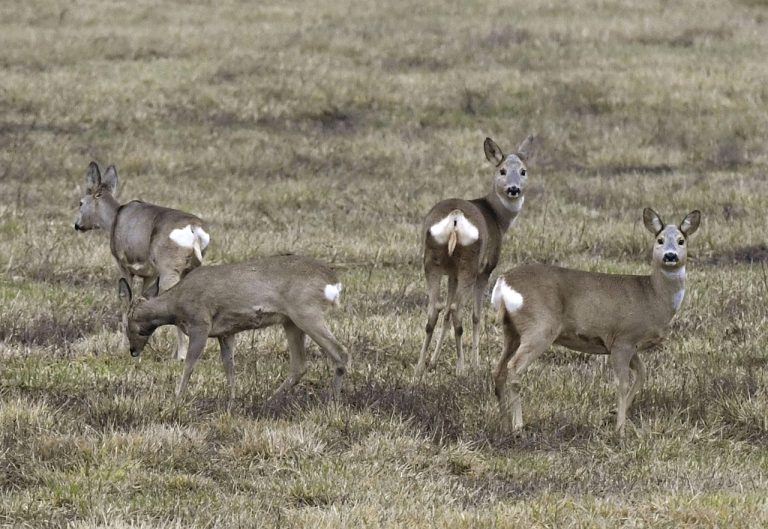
[470,273,491,370]
[415,268,443,376]
[295,316,349,399]
[271,320,309,399]
[611,344,638,434]
[217,335,237,405]
[495,321,557,431]
[429,273,457,370]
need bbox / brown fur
[119,255,349,402]
[492,208,701,433]
[415,135,534,375]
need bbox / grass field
[2,0,768,526]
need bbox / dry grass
[2,0,768,527]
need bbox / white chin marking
[662,266,685,278]
[169,225,195,248]
[324,283,342,303]
[499,193,524,212]
[491,278,523,313]
[429,211,479,246]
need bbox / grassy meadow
[2,0,768,526]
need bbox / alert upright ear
[101,165,118,195]
[484,137,505,166]
[118,278,132,304]
[643,207,665,234]
[515,134,535,161]
[680,210,701,237]
[85,162,101,193]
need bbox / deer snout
[662,252,679,264]
[130,348,141,358]
[74,222,83,231]
[506,185,521,198]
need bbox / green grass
[2,0,768,527]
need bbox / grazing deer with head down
[118,255,349,401]
[491,208,701,433]
[75,161,210,360]
[415,135,534,376]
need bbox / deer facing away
[75,162,210,360]
[491,208,701,432]
[118,255,349,401]
[415,135,534,376]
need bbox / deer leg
[446,267,477,375]
[493,319,521,429]
[415,268,443,376]
[297,317,349,400]
[611,344,637,434]
[471,273,490,370]
[218,334,237,405]
[496,324,556,431]
[626,353,646,410]
[176,330,208,398]
[158,272,188,361]
[271,321,309,399]
[429,273,457,370]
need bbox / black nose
[506,185,521,197]
[130,349,141,358]
[663,252,678,263]
[74,223,82,231]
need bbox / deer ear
[142,278,160,298]
[643,208,664,234]
[680,210,701,237]
[101,165,118,195]
[118,278,132,304]
[85,162,101,193]
[515,134,535,161]
[484,137,505,166]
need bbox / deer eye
[657,238,664,244]
[678,239,685,246]
[520,168,526,176]
[499,168,507,176]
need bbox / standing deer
[415,135,534,375]
[75,161,210,360]
[491,208,701,433]
[118,255,349,401]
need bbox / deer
[118,254,349,402]
[75,161,210,360]
[491,208,702,433]
[414,135,534,376]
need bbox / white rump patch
[491,277,524,313]
[169,225,195,248]
[324,283,343,304]
[170,225,210,262]
[193,226,210,250]
[429,211,479,246]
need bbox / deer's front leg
[176,329,208,398]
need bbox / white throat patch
[429,211,480,246]
[491,277,524,313]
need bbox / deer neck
[650,264,686,316]
[99,193,121,231]
[483,189,523,232]
[134,295,177,333]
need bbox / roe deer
[118,255,349,401]
[75,161,210,360]
[415,135,534,376]
[491,208,701,433]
